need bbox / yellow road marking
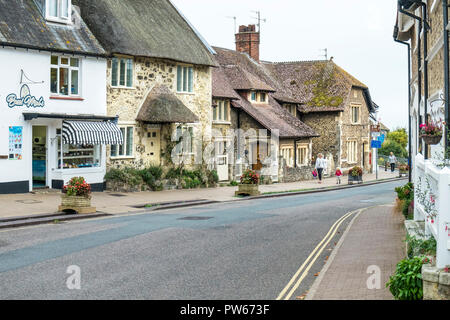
[276,209,362,300]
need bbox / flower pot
[421,134,442,145]
[235,183,260,196]
[348,175,363,185]
[59,194,96,214]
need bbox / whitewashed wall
[0,47,107,191]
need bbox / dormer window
[47,0,71,23]
[249,91,268,104]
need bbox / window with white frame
[351,105,360,124]
[50,55,80,96]
[296,145,308,166]
[111,57,134,88]
[175,125,194,154]
[281,146,294,167]
[347,140,358,163]
[213,100,230,122]
[47,0,71,22]
[111,126,134,157]
[177,65,194,93]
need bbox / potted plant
[398,163,409,177]
[420,121,443,145]
[348,166,363,185]
[235,169,261,196]
[59,177,96,214]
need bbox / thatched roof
[136,85,199,123]
[73,0,216,66]
[0,0,105,56]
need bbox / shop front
[23,113,123,192]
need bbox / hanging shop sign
[9,126,23,160]
[6,84,45,109]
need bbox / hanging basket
[421,134,442,145]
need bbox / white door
[215,141,228,181]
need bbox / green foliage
[104,168,144,187]
[406,235,437,259]
[387,128,408,149]
[386,257,424,300]
[228,180,239,187]
[395,182,414,219]
[207,169,219,186]
[379,139,408,158]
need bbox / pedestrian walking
[335,167,342,184]
[315,153,326,184]
[388,152,397,173]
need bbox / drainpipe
[294,140,297,168]
[422,3,430,159]
[394,27,412,182]
[443,0,450,157]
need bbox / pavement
[306,204,406,300]
[0,180,404,299]
[0,167,399,219]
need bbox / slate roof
[213,47,318,139]
[212,65,241,100]
[73,0,216,66]
[0,0,105,56]
[136,84,199,123]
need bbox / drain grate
[178,216,213,221]
[108,194,127,197]
[15,200,43,204]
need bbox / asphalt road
[0,181,403,300]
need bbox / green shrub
[207,170,219,185]
[407,235,437,259]
[395,182,414,219]
[386,257,424,300]
[104,168,143,186]
[148,165,163,180]
[229,180,239,186]
[165,167,181,180]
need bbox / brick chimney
[235,24,260,62]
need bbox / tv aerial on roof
[251,11,267,32]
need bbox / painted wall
[0,47,107,191]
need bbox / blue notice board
[371,140,382,149]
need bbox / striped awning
[62,120,124,145]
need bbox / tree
[379,140,408,158]
[386,128,408,149]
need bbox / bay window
[50,55,80,96]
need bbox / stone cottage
[74,0,217,171]
[211,44,319,183]
[264,59,377,174]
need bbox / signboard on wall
[9,126,23,160]
[371,140,382,149]
[6,84,45,109]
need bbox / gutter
[0,41,107,59]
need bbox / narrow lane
[0,181,403,299]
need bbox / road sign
[378,134,385,143]
[371,132,381,138]
[371,140,382,149]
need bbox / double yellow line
[276,209,362,300]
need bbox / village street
[0,181,403,300]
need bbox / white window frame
[111,126,134,158]
[213,99,230,123]
[175,125,194,155]
[111,57,134,89]
[281,145,294,167]
[296,145,308,166]
[50,55,81,97]
[46,0,72,24]
[176,65,194,93]
[351,105,361,124]
[347,140,358,164]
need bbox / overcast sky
[172,0,408,130]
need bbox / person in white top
[388,152,397,173]
[315,153,327,184]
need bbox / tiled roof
[212,65,241,100]
[0,0,105,56]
